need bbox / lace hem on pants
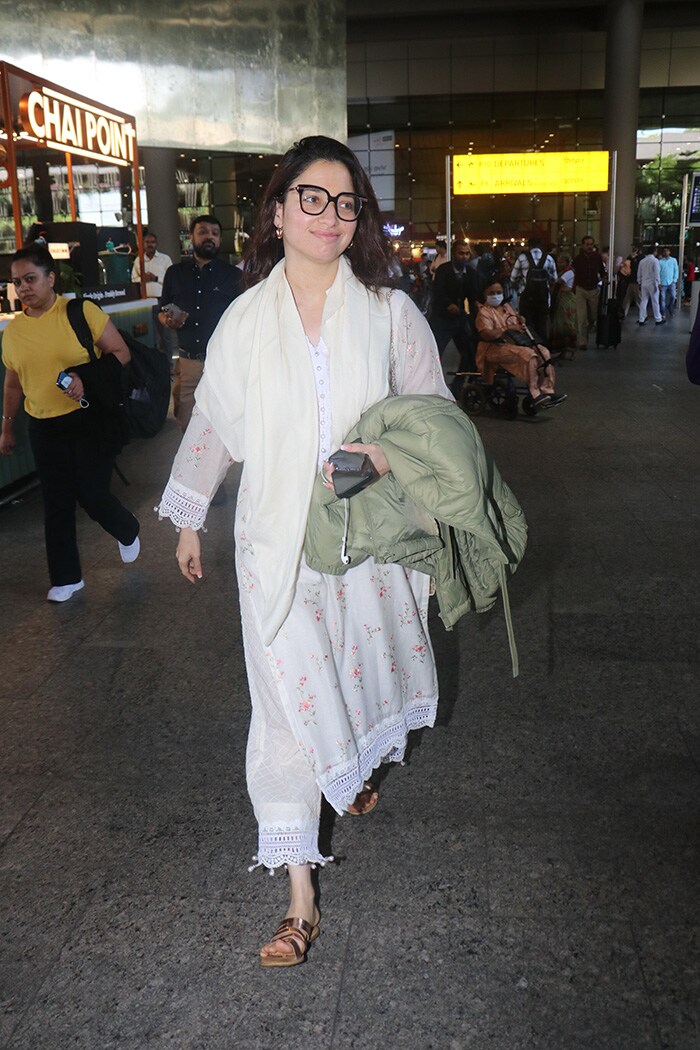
[248,825,334,873]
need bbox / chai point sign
[18,86,136,167]
[453,151,610,195]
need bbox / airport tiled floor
[1,309,699,1049]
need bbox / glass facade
[0,141,283,261]
[348,87,700,253]
[169,150,281,257]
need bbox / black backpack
[522,252,550,307]
[67,298,171,440]
[475,252,497,296]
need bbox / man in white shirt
[637,246,664,326]
[429,241,448,277]
[132,232,174,357]
[658,248,679,320]
[131,232,172,298]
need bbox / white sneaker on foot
[118,536,140,563]
[47,580,85,603]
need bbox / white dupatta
[195,255,392,644]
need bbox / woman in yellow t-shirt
[0,245,140,602]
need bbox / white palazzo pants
[235,482,439,871]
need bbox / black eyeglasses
[288,184,366,221]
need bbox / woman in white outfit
[158,137,451,966]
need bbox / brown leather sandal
[346,780,379,816]
[259,916,320,968]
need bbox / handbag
[328,449,379,499]
[500,328,536,348]
[67,299,171,437]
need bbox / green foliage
[635,151,699,223]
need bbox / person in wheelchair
[475,280,567,411]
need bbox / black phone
[56,370,89,408]
[328,449,379,499]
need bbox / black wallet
[328,449,380,499]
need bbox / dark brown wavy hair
[242,136,392,291]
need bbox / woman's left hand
[322,441,391,490]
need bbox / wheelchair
[454,369,541,420]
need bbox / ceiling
[346,0,700,42]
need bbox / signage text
[453,151,610,195]
[19,87,136,167]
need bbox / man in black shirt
[159,214,243,431]
[429,240,478,394]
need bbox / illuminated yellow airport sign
[453,151,609,195]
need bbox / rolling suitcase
[596,297,621,348]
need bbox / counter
[0,299,158,496]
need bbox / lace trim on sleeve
[156,477,209,531]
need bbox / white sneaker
[118,535,141,563]
[47,580,85,603]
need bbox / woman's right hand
[63,372,85,402]
[0,431,15,456]
[176,527,203,583]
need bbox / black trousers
[430,314,475,364]
[518,294,550,343]
[29,411,139,586]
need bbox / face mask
[486,293,503,307]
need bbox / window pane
[493,93,534,121]
[410,96,452,128]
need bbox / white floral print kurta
[159,290,451,870]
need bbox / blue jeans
[659,284,676,318]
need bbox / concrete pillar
[211,155,239,260]
[33,156,54,223]
[601,0,644,267]
[140,147,181,263]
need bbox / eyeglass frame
[285,184,367,221]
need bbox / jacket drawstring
[498,563,519,678]
[340,499,351,565]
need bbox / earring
[275,225,283,240]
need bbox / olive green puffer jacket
[304,395,527,671]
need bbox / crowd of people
[5,214,686,612]
[396,235,686,373]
